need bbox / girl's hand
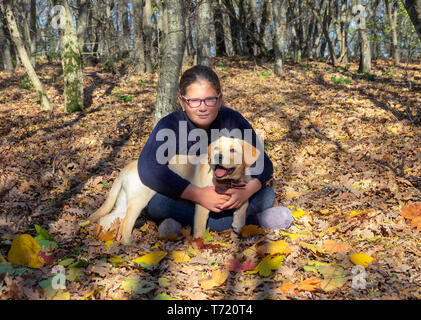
[219,179,262,210]
[181,184,230,212]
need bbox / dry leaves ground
[0,57,420,300]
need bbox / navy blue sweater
[137,106,273,198]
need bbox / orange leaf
[240,225,264,237]
[98,230,116,242]
[401,203,421,220]
[279,282,295,293]
[410,216,421,231]
[296,278,321,292]
[323,240,352,254]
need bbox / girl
[138,65,292,236]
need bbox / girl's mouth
[198,114,209,119]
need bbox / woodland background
[0,0,420,300]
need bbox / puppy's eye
[230,148,235,153]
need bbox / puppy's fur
[88,136,259,243]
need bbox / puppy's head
[208,136,260,182]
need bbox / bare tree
[57,0,84,112]
[272,0,287,75]
[196,0,212,66]
[0,0,51,109]
[403,0,421,40]
[154,0,186,124]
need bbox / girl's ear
[178,96,185,111]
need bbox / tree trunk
[403,0,421,40]
[0,0,51,109]
[121,0,130,54]
[30,0,37,66]
[220,0,234,56]
[0,10,14,72]
[76,0,89,63]
[144,0,153,72]
[385,0,400,64]
[356,0,371,73]
[58,0,84,112]
[272,0,287,75]
[133,0,146,74]
[213,2,226,57]
[196,0,212,66]
[154,0,185,125]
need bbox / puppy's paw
[232,224,243,234]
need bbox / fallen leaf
[323,240,352,254]
[247,255,285,277]
[132,251,167,266]
[240,225,264,237]
[291,208,307,219]
[295,278,321,292]
[349,253,374,267]
[171,250,191,264]
[121,278,155,295]
[7,234,44,268]
[158,277,171,287]
[200,268,229,290]
[299,241,326,255]
[226,259,258,272]
[257,240,292,256]
[279,282,295,293]
[401,203,421,220]
[280,231,299,239]
[318,265,347,291]
[97,230,116,242]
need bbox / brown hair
[179,65,221,96]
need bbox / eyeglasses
[181,93,221,108]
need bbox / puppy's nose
[214,153,223,164]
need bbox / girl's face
[178,81,222,130]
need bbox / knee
[249,186,276,212]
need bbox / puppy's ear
[242,140,260,168]
[208,142,213,164]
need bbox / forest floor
[0,56,420,300]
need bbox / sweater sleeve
[137,115,191,198]
[234,111,274,186]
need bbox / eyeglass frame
[180,93,221,108]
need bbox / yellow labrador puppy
[88,136,259,243]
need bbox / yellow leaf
[299,242,326,255]
[159,234,179,241]
[187,246,197,257]
[104,240,114,250]
[240,225,264,237]
[200,268,229,290]
[348,209,373,219]
[152,241,164,249]
[52,290,70,300]
[280,231,299,239]
[158,277,171,288]
[258,240,292,256]
[171,250,191,264]
[108,255,125,265]
[248,255,285,277]
[292,208,307,219]
[7,234,44,268]
[79,220,90,227]
[133,251,167,266]
[349,253,374,267]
